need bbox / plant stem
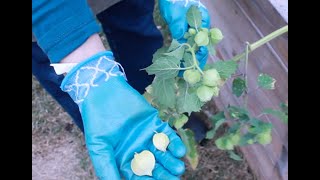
[190,48,204,75]
[233,25,288,62]
[181,43,204,75]
[181,43,192,49]
[244,42,249,108]
[179,65,196,70]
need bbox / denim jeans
[32,0,163,132]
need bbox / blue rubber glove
[159,0,210,69]
[61,51,186,180]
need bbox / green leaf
[257,73,276,89]
[144,56,180,80]
[215,136,234,150]
[232,78,246,97]
[164,46,185,60]
[227,122,241,134]
[206,112,226,139]
[239,133,256,146]
[206,118,225,139]
[248,118,273,134]
[280,102,288,115]
[168,117,175,127]
[184,32,191,39]
[207,41,216,56]
[176,80,204,115]
[263,108,288,124]
[186,5,202,28]
[152,78,176,108]
[187,35,196,47]
[228,106,250,121]
[182,52,193,68]
[211,111,225,123]
[168,39,181,52]
[152,47,169,63]
[213,60,238,79]
[174,114,189,129]
[178,129,199,170]
[203,63,215,71]
[228,151,243,161]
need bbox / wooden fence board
[201,0,288,179]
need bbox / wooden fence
[202,0,288,179]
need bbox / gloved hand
[61,51,186,180]
[159,0,210,69]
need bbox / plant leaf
[228,106,250,121]
[232,78,246,97]
[186,5,202,28]
[212,60,238,79]
[207,40,216,56]
[228,151,243,161]
[206,119,225,139]
[239,133,256,146]
[168,39,181,52]
[206,112,226,139]
[182,52,193,68]
[152,78,176,108]
[173,114,189,129]
[176,80,204,115]
[144,56,181,80]
[227,122,241,134]
[248,118,273,134]
[152,47,169,63]
[280,102,288,115]
[257,73,276,89]
[164,46,185,60]
[263,108,288,124]
[178,129,199,170]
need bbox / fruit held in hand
[131,150,155,176]
[153,132,170,152]
[197,85,214,102]
[194,31,209,46]
[203,69,221,87]
[210,28,224,44]
[183,70,201,85]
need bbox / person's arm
[32,0,101,63]
[32,1,186,179]
[49,34,106,75]
[60,33,106,64]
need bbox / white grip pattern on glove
[61,56,126,104]
[167,0,205,8]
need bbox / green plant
[143,5,288,169]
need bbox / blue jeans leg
[32,42,84,132]
[97,0,163,94]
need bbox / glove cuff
[60,51,126,104]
